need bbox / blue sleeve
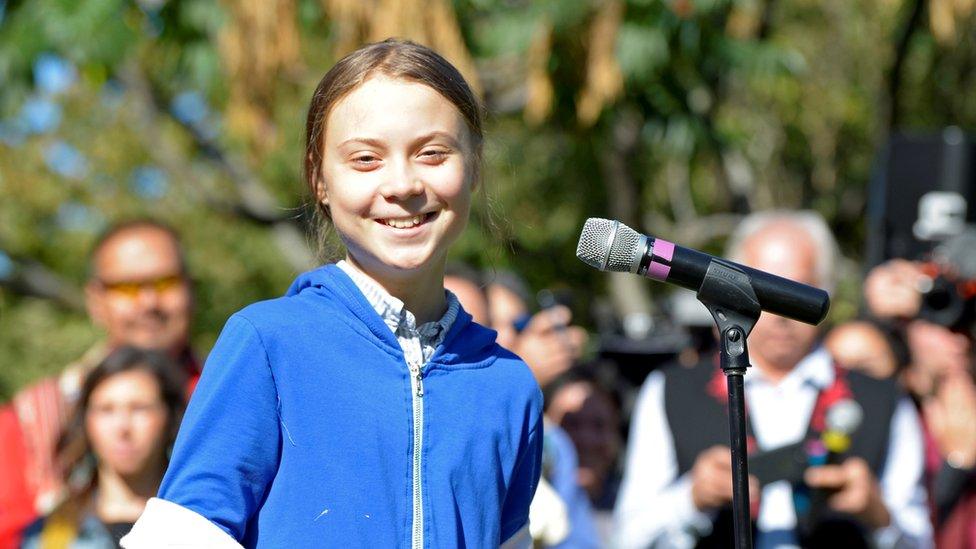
[158,314,281,541]
[500,413,544,542]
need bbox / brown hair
[303,38,485,258]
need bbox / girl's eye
[350,153,381,169]
[419,149,449,163]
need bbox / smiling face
[318,75,474,284]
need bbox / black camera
[918,228,976,332]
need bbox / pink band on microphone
[646,239,675,281]
[648,261,671,281]
[653,239,675,261]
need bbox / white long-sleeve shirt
[613,347,932,549]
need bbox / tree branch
[116,61,317,272]
[0,249,84,312]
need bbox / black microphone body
[639,237,829,325]
[577,218,830,325]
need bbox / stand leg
[699,274,761,549]
[726,369,752,549]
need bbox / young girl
[123,39,543,548]
[21,346,186,548]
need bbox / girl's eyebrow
[338,131,462,151]
[337,137,386,149]
[410,131,462,148]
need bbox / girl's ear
[310,155,329,206]
[316,178,329,206]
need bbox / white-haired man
[614,210,932,548]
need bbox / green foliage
[2,0,975,398]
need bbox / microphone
[820,399,863,463]
[798,399,863,536]
[576,217,830,325]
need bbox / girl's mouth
[377,211,438,229]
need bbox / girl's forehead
[325,76,468,143]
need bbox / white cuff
[527,477,569,545]
[121,497,243,548]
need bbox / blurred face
[85,369,169,478]
[319,75,474,283]
[488,284,528,350]
[548,381,621,499]
[740,224,821,375]
[86,228,191,356]
[825,322,898,379]
[444,275,490,325]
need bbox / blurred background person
[545,366,624,544]
[824,318,910,380]
[443,263,491,326]
[0,220,200,546]
[20,346,186,548]
[615,210,931,548]
[864,245,976,548]
[486,270,588,389]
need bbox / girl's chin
[351,252,437,275]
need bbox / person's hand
[690,446,759,512]
[512,305,587,388]
[863,259,923,320]
[903,319,974,398]
[804,457,890,529]
[924,371,976,469]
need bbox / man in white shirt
[613,210,932,548]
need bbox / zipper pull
[409,362,425,398]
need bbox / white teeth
[383,214,425,228]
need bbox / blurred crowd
[1,209,974,548]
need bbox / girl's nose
[378,163,425,200]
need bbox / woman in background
[21,347,185,548]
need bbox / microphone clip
[696,259,761,375]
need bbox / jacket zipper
[408,359,425,549]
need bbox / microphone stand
[696,260,761,549]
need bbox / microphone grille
[576,218,642,272]
[577,218,615,270]
[607,223,641,272]
[825,399,863,435]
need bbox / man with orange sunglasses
[0,220,201,548]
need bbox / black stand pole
[697,260,761,549]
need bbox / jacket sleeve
[500,406,544,546]
[155,314,282,541]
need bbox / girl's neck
[345,257,447,325]
[94,463,162,523]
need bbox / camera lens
[920,276,966,328]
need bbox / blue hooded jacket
[158,265,544,547]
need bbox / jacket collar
[285,264,494,367]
